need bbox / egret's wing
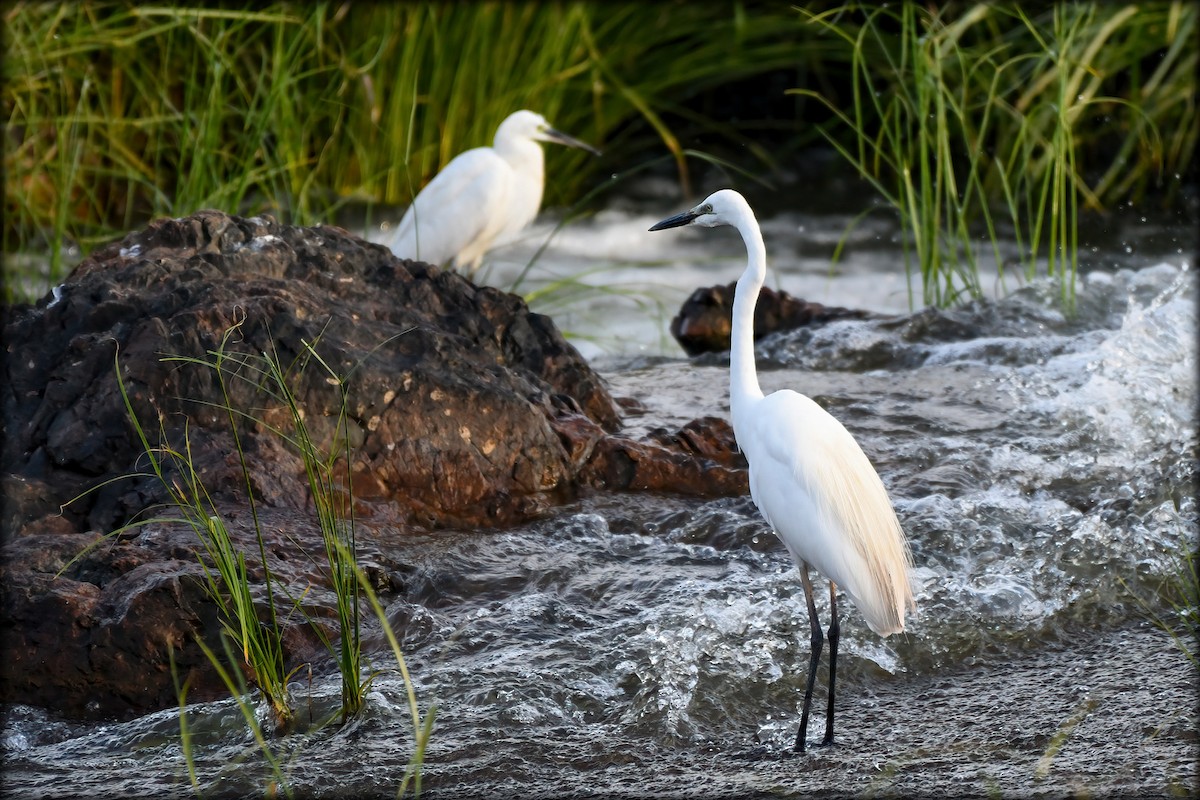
[745,390,913,635]
[387,148,510,267]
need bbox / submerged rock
[1,210,747,719]
[670,281,872,356]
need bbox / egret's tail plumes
[811,450,914,637]
[804,405,913,636]
[744,389,914,637]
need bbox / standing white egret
[649,189,914,753]
[385,110,600,275]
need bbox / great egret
[649,189,914,753]
[385,110,600,274]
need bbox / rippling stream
[3,192,1196,798]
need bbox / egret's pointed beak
[541,126,602,157]
[648,209,699,232]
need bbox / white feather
[742,389,913,635]
[384,110,596,275]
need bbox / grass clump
[791,2,1196,311]
[253,338,371,722]
[117,325,299,732]
[108,319,432,795]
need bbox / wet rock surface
[1,210,746,719]
[670,281,872,356]
[1,510,318,719]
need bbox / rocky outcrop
[3,210,622,534]
[1,210,747,719]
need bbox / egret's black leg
[795,565,824,754]
[821,580,839,747]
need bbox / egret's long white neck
[495,136,546,233]
[730,212,766,421]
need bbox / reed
[790,2,1196,310]
[5,2,1194,308]
[113,321,432,794]
[116,328,300,731]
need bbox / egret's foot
[817,735,836,748]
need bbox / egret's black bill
[545,127,602,157]
[648,210,698,231]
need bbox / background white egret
[649,189,915,753]
[384,110,600,275]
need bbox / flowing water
[3,189,1197,797]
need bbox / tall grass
[117,329,299,731]
[109,320,433,794]
[794,4,996,307]
[256,337,371,722]
[791,2,1196,310]
[3,1,814,299]
[5,3,1194,307]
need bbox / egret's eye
[702,204,713,214]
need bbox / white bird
[649,189,914,753]
[385,110,600,275]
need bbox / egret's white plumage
[741,389,912,634]
[385,110,599,274]
[649,188,914,752]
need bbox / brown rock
[670,281,872,356]
[3,210,619,535]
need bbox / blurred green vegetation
[4,1,1195,304]
[793,2,1197,308]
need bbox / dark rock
[4,210,623,534]
[0,508,412,718]
[561,413,747,496]
[1,210,749,719]
[670,281,872,356]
